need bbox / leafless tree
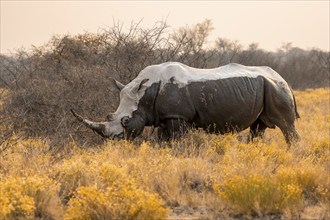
[215,38,242,65]
[0,19,328,147]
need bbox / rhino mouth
[112,132,124,140]
[72,108,147,141]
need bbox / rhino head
[71,78,150,140]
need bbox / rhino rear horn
[71,109,109,138]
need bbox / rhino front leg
[157,118,189,141]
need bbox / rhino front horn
[71,109,109,138]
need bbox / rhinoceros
[72,62,300,144]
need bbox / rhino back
[135,62,285,90]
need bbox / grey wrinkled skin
[72,62,300,145]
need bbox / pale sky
[1,1,329,54]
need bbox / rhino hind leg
[248,118,268,142]
[279,124,300,145]
[259,112,300,145]
[262,80,300,145]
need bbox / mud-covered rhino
[72,62,300,144]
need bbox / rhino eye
[121,116,130,127]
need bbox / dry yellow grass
[0,88,329,219]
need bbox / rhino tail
[291,90,300,119]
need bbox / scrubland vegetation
[0,88,329,219]
[0,20,329,219]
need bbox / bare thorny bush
[0,19,329,148]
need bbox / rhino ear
[138,78,149,90]
[133,78,149,93]
[110,77,125,91]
